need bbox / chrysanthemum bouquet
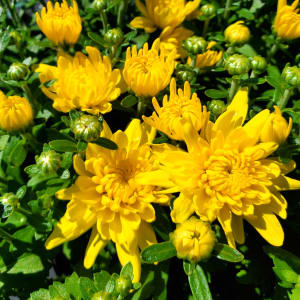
[0,0,299,299]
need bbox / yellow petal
[231,214,245,244]
[217,206,236,248]
[137,221,157,249]
[73,155,90,176]
[135,170,175,188]
[125,118,142,149]
[55,185,79,200]
[272,175,300,191]
[129,16,156,33]
[171,192,194,223]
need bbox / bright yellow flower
[130,0,201,32]
[0,90,33,132]
[45,119,169,282]
[224,21,250,45]
[260,106,292,144]
[142,78,209,140]
[159,26,193,60]
[170,217,215,263]
[36,47,121,115]
[187,41,223,69]
[35,0,82,45]
[274,0,300,39]
[123,39,176,97]
[137,88,300,248]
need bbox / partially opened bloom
[45,119,169,282]
[137,88,300,248]
[36,47,121,115]
[143,78,209,140]
[187,41,223,69]
[224,21,250,45]
[130,0,200,33]
[0,90,33,132]
[36,0,82,45]
[123,39,176,97]
[274,0,300,39]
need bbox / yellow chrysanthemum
[160,26,193,60]
[36,47,121,115]
[224,21,250,45]
[0,90,33,132]
[130,0,201,33]
[45,119,169,282]
[137,88,300,249]
[142,78,209,140]
[187,41,223,69]
[274,0,300,39]
[123,39,176,97]
[35,0,82,45]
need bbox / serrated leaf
[120,262,134,281]
[30,289,51,300]
[79,277,97,300]
[49,140,78,152]
[65,272,82,300]
[93,271,111,291]
[141,241,177,264]
[121,95,138,108]
[204,89,228,99]
[93,137,118,150]
[213,243,244,262]
[8,253,44,274]
[49,282,69,299]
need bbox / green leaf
[9,140,27,166]
[0,135,9,150]
[120,262,134,281]
[237,8,254,20]
[204,89,228,99]
[141,241,177,264]
[250,0,265,13]
[121,95,138,108]
[88,32,107,47]
[79,277,97,300]
[213,243,244,262]
[49,282,69,299]
[49,140,78,152]
[27,174,57,187]
[8,253,44,274]
[0,30,11,53]
[93,271,111,291]
[65,272,82,300]
[237,44,257,57]
[69,109,81,121]
[93,137,118,150]
[61,152,74,169]
[290,287,300,300]
[105,275,117,293]
[267,65,283,90]
[186,263,212,300]
[16,185,27,199]
[30,289,51,300]
[24,164,41,177]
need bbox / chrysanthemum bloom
[123,39,176,97]
[274,0,300,39]
[260,106,292,144]
[137,88,300,248]
[36,47,121,115]
[143,78,209,140]
[36,0,82,45]
[187,41,223,69]
[45,119,169,282]
[130,0,200,33]
[170,217,215,263]
[159,26,193,60]
[224,21,250,45]
[0,90,33,132]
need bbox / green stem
[117,0,128,28]
[190,55,197,68]
[0,227,15,243]
[100,9,108,33]
[278,88,293,109]
[224,0,233,20]
[202,19,210,38]
[21,83,38,113]
[268,43,278,62]
[228,78,239,103]
[17,207,33,217]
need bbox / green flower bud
[91,291,114,300]
[9,31,22,48]
[200,4,217,18]
[0,193,19,218]
[115,276,132,297]
[92,0,106,11]
[282,65,300,87]
[250,56,267,74]
[182,36,207,55]
[224,54,250,75]
[71,114,102,142]
[208,100,226,117]
[104,28,124,46]
[7,63,30,81]
[36,150,61,174]
[175,64,196,82]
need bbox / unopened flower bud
[104,28,124,46]
[200,4,216,18]
[183,36,207,55]
[71,114,102,142]
[92,0,106,11]
[260,106,292,144]
[9,31,22,48]
[7,63,30,81]
[91,291,114,300]
[175,64,196,82]
[224,54,250,75]
[224,21,250,46]
[282,65,300,87]
[170,217,215,263]
[0,193,19,218]
[36,150,61,174]
[208,100,226,117]
[250,56,267,74]
[115,276,132,297]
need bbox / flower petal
[171,192,194,223]
[129,16,156,33]
[231,214,245,244]
[217,206,236,248]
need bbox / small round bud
[0,193,19,218]
[71,114,102,142]
[175,64,196,82]
[36,150,61,174]
[250,56,267,74]
[224,54,250,76]
[208,100,226,117]
[91,291,114,300]
[115,276,132,297]
[282,65,300,87]
[200,4,217,18]
[224,21,250,46]
[7,63,30,81]
[182,36,207,55]
[92,0,106,11]
[104,28,124,46]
